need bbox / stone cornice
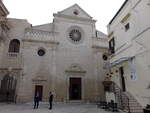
[23,39,59,45]
[25,28,59,35]
[92,37,108,41]
[32,79,47,82]
[0,1,9,16]
[0,68,22,70]
[92,45,108,50]
[53,13,96,23]
[32,76,47,82]
[65,70,86,74]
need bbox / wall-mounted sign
[129,58,137,81]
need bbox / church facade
[0,3,108,102]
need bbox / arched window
[8,39,20,53]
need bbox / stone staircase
[124,92,143,113]
[112,82,143,113]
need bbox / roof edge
[108,0,129,25]
[0,1,9,16]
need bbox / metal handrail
[111,82,131,113]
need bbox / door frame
[119,67,126,92]
[35,85,43,101]
[66,75,84,102]
[69,77,82,100]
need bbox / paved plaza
[0,102,119,113]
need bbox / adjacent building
[0,0,9,65]
[104,0,150,112]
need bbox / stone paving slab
[0,102,120,113]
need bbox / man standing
[49,92,53,110]
[34,92,40,109]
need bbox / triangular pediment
[58,4,92,19]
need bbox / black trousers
[49,101,52,109]
[34,100,39,109]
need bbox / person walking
[34,92,40,109]
[49,92,53,110]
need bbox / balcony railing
[7,52,19,58]
[103,81,131,113]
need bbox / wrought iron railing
[103,81,131,113]
[112,82,131,113]
[7,52,19,57]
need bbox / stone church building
[0,3,108,103]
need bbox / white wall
[107,0,150,106]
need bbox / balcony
[7,53,19,57]
[92,37,109,51]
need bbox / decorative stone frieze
[24,28,59,45]
[65,63,86,74]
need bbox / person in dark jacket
[49,92,53,110]
[34,92,40,109]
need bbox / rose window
[69,29,82,42]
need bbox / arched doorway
[0,74,17,102]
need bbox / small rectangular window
[109,37,115,54]
[96,31,98,37]
[125,23,130,31]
